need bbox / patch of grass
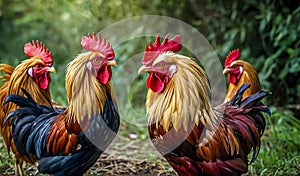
[0,138,14,174]
[248,106,300,175]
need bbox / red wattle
[228,74,238,85]
[97,66,112,84]
[38,73,51,89]
[146,72,167,93]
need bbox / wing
[38,136,103,176]
[5,90,78,160]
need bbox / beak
[138,65,151,75]
[223,67,230,74]
[107,60,117,67]
[47,66,56,73]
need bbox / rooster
[223,49,261,102]
[5,32,119,176]
[0,41,55,176]
[138,34,270,176]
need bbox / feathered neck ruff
[225,60,261,102]
[6,58,52,107]
[65,52,113,123]
[146,54,218,131]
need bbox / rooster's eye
[159,63,165,68]
[93,56,103,64]
[36,65,41,69]
[94,58,100,64]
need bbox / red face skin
[226,65,243,85]
[28,64,52,89]
[86,55,112,85]
[146,61,177,93]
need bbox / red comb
[142,34,182,65]
[24,40,53,67]
[81,32,114,60]
[224,49,240,67]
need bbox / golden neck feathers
[4,58,52,108]
[65,52,115,123]
[224,60,261,102]
[146,54,218,131]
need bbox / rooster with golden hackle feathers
[4,32,119,176]
[223,49,261,102]
[138,34,270,176]
[0,41,55,176]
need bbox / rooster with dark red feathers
[5,32,119,176]
[138,34,270,176]
[0,41,55,176]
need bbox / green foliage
[249,107,300,175]
[0,150,12,173]
[255,2,300,106]
[182,0,300,107]
[1,0,299,107]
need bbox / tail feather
[229,83,250,106]
[230,83,271,115]
[15,122,33,154]
[238,90,270,138]
[4,94,39,112]
[38,143,102,176]
[4,89,53,115]
[228,84,270,164]
[27,114,53,158]
[0,64,15,83]
[35,116,53,158]
[4,93,46,124]
[241,93,271,115]
[5,91,57,161]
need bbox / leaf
[259,18,266,32]
[266,11,272,23]
[289,57,300,74]
[278,61,289,80]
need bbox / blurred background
[0,0,299,175]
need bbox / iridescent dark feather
[5,89,119,176]
[38,143,101,176]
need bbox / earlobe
[169,64,177,77]
[239,66,244,73]
[86,61,92,72]
[28,67,33,77]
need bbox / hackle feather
[146,53,219,132]
[224,60,261,102]
[65,52,114,124]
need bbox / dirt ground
[0,136,176,176]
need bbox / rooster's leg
[15,159,24,176]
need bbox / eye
[94,58,100,64]
[36,65,42,69]
[93,56,104,64]
[158,62,165,68]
